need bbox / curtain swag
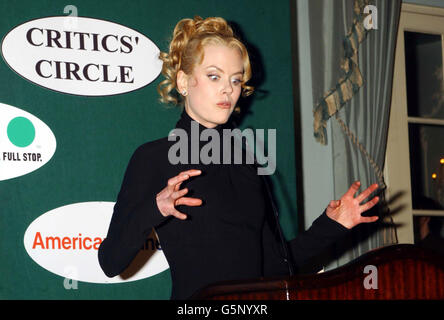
[313,0,371,145]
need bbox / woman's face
[179,44,244,128]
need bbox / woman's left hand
[326,181,380,229]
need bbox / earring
[182,90,187,96]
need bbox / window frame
[385,3,444,244]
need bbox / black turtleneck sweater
[98,110,349,299]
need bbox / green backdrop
[0,0,298,299]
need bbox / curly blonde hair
[157,16,254,105]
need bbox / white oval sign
[1,16,162,96]
[23,202,169,284]
[0,102,57,181]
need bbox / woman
[98,16,379,300]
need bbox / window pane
[408,124,444,209]
[414,215,444,256]
[404,31,444,119]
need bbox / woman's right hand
[156,169,203,220]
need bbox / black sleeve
[288,211,350,272]
[262,210,350,276]
[98,146,167,277]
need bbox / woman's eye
[208,74,219,81]
[232,79,242,85]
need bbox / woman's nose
[221,79,233,94]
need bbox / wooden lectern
[192,244,444,300]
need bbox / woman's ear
[176,70,188,96]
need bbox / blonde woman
[98,16,380,300]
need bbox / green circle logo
[7,117,36,147]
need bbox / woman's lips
[216,101,231,109]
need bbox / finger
[359,215,379,224]
[170,208,188,220]
[171,170,202,191]
[179,169,202,178]
[344,181,361,198]
[171,188,189,200]
[175,197,203,207]
[360,196,379,212]
[167,174,190,190]
[356,183,379,203]
[328,200,341,208]
[174,176,190,192]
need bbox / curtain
[307,0,401,268]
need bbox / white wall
[404,0,444,7]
